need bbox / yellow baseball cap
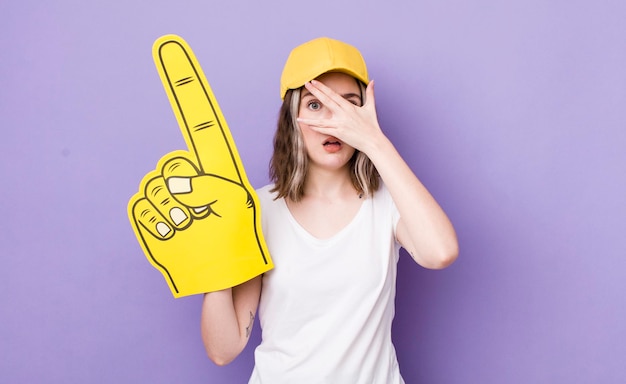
[280,37,369,99]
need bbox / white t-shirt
[249,184,405,384]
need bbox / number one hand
[127,35,272,298]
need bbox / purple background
[2,1,625,382]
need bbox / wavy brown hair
[269,83,380,202]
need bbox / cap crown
[280,37,369,99]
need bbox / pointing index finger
[153,35,242,183]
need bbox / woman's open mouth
[323,137,342,153]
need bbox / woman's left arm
[367,134,459,269]
[300,79,459,269]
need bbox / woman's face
[297,72,362,173]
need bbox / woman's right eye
[307,101,321,111]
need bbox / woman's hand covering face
[297,78,384,156]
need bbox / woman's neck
[301,166,356,201]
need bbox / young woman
[200,37,458,383]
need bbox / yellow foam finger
[130,196,174,240]
[128,35,273,297]
[144,175,191,230]
[153,35,242,183]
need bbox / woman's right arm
[200,275,262,366]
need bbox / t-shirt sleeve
[378,183,401,244]
[255,184,275,235]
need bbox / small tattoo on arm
[245,311,255,338]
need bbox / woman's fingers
[299,78,382,153]
[296,117,335,128]
[305,80,351,110]
[365,80,375,108]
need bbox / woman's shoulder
[255,184,280,205]
[254,184,286,225]
[372,182,399,217]
[372,182,392,202]
[255,183,275,197]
